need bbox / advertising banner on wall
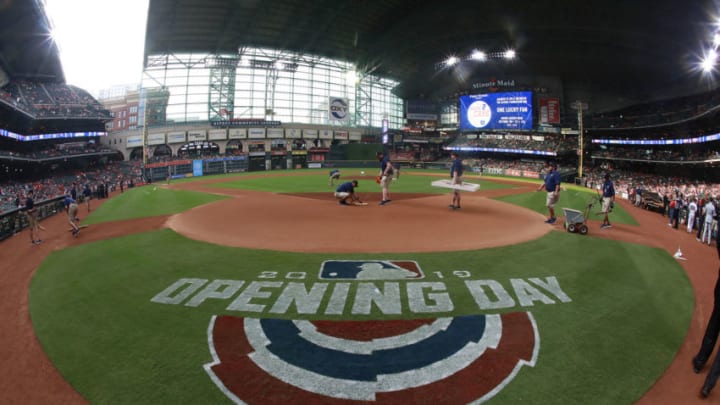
[228,128,247,139]
[538,97,560,124]
[193,160,203,177]
[334,131,348,140]
[319,129,333,139]
[126,135,142,148]
[328,97,349,121]
[303,129,318,139]
[188,131,207,142]
[167,132,186,144]
[267,128,284,139]
[208,129,227,141]
[248,128,266,139]
[147,133,165,146]
[285,128,301,139]
[349,131,362,141]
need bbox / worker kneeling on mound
[334,180,363,205]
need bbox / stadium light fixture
[346,69,359,84]
[504,49,516,59]
[274,61,285,70]
[714,32,720,48]
[445,56,459,67]
[702,55,716,73]
[470,50,486,61]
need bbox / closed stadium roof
[0,0,64,82]
[2,1,716,112]
[145,0,719,110]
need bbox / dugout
[248,155,266,171]
[291,151,308,168]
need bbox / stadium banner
[167,132,187,144]
[147,133,166,146]
[208,129,227,141]
[466,134,478,139]
[302,129,318,139]
[334,130,348,140]
[532,135,546,142]
[228,128,247,139]
[126,135,142,148]
[285,128,301,139]
[319,129,333,140]
[538,97,561,124]
[248,128,266,139]
[193,160,203,177]
[328,97,349,121]
[349,131,362,141]
[188,131,207,142]
[267,128,284,139]
[459,91,533,130]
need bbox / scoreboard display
[459,91,533,131]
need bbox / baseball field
[3,169,716,404]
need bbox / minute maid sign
[151,260,571,404]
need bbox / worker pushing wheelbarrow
[562,194,602,235]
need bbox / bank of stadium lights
[698,25,720,74]
[437,49,516,71]
[702,49,718,73]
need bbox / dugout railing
[0,196,66,242]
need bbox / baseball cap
[352,180,358,186]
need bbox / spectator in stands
[688,197,699,233]
[702,198,717,245]
[699,196,708,241]
[537,162,561,224]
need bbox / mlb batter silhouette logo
[319,260,424,280]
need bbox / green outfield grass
[212,169,513,194]
[495,187,638,226]
[29,170,689,404]
[82,186,228,225]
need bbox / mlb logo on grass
[319,260,424,280]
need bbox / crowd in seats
[587,88,720,129]
[448,133,577,153]
[460,157,546,174]
[390,145,439,162]
[582,164,720,242]
[0,142,116,161]
[0,80,111,119]
[0,160,144,213]
[591,145,720,162]
[145,152,236,164]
